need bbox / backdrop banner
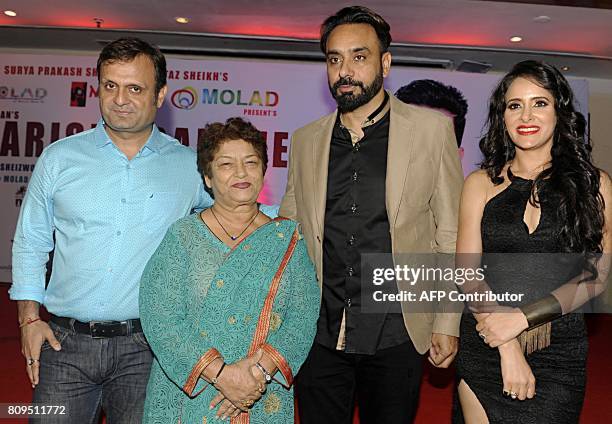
[0,53,589,282]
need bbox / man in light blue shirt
[11,119,211,323]
[11,37,276,423]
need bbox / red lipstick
[516,125,540,135]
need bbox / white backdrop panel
[0,54,589,282]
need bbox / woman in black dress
[454,60,611,423]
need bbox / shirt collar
[363,90,390,127]
[338,90,390,131]
[94,118,163,154]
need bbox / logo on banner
[199,89,279,107]
[171,86,198,110]
[169,86,279,117]
[70,82,88,107]
[0,86,47,103]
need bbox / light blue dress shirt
[10,119,278,322]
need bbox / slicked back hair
[320,6,392,54]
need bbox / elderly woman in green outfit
[139,117,320,423]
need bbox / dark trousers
[295,341,424,424]
[31,320,153,424]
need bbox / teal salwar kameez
[139,214,320,423]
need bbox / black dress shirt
[316,93,409,354]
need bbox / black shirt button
[345,298,352,308]
[348,235,356,246]
[352,143,360,153]
[350,203,358,214]
[347,266,354,276]
[352,170,358,182]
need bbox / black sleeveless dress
[453,173,588,423]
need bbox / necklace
[508,160,550,179]
[210,207,260,241]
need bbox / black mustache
[333,77,364,92]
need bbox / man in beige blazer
[280,6,463,424]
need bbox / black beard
[330,72,384,113]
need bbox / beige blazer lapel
[312,112,337,237]
[386,95,415,227]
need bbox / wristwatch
[255,362,272,384]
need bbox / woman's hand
[211,351,265,411]
[475,307,529,347]
[249,348,275,387]
[209,394,242,420]
[498,339,536,401]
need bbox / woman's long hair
[479,60,604,256]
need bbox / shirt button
[350,203,358,214]
[347,266,354,277]
[352,143,360,153]
[345,298,352,308]
[116,231,121,236]
[348,235,356,246]
[107,268,112,272]
[352,171,358,182]
[121,198,126,204]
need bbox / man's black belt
[50,315,142,338]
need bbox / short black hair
[395,80,468,147]
[97,37,167,97]
[320,6,392,54]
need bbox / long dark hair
[480,60,604,255]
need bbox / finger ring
[257,385,265,393]
[503,389,510,397]
[242,399,254,408]
[510,391,518,400]
[478,332,487,343]
[27,358,39,366]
